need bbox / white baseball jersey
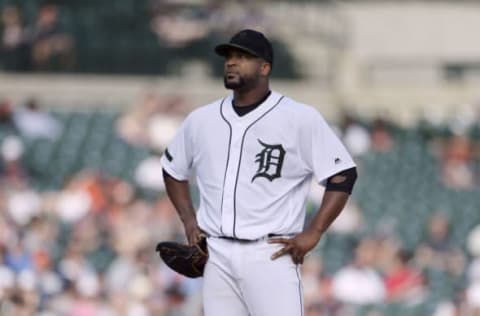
[161,91,355,240]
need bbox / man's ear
[261,62,272,76]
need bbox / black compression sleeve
[325,167,358,194]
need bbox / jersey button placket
[221,121,247,237]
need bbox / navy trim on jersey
[219,98,231,235]
[232,95,285,238]
[165,148,173,162]
[295,266,304,316]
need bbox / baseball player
[161,29,358,316]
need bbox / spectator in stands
[66,273,104,315]
[340,113,371,158]
[0,98,17,133]
[117,92,187,152]
[0,6,22,50]
[414,212,466,278]
[147,95,185,152]
[432,299,470,316]
[302,255,324,312]
[0,5,29,71]
[4,237,33,275]
[149,1,210,48]
[331,238,385,305]
[383,249,426,304]
[116,93,163,147]
[207,1,271,36]
[0,247,15,302]
[240,2,270,31]
[26,4,74,71]
[466,225,480,313]
[104,178,136,220]
[135,155,165,192]
[133,95,186,191]
[328,199,364,237]
[149,0,271,48]
[440,135,475,190]
[6,180,41,227]
[52,171,103,218]
[0,284,39,315]
[12,98,62,140]
[0,135,28,187]
[302,255,345,316]
[370,118,394,153]
[31,249,63,309]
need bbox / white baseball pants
[203,237,304,316]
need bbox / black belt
[217,233,294,243]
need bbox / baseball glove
[155,237,208,278]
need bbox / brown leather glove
[155,237,208,278]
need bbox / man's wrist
[183,216,198,228]
[305,226,323,240]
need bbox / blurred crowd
[149,0,270,48]
[0,1,273,72]
[340,112,480,190]
[1,0,480,315]
[0,4,74,72]
[0,94,479,315]
[0,96,203,315]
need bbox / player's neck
[233,85,270,107]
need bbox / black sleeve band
[325,167,358,194]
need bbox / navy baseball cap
[215,29,274,65]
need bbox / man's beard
[224,75,246,90]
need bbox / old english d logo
[252,139,286,182]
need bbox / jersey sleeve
[300,109,356,184]
[160,115,194,181]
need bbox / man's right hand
[184,220,205,245]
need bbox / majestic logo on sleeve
[251,139,286,182]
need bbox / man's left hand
[268,229,322,264]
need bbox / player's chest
[194,116,300,175]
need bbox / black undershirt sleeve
[325,167,358,194]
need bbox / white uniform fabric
[161,91,356,316]
[161,91,356,240]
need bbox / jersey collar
[221,90,283,125]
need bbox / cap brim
[214,43,261,59]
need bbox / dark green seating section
[0,0,300,77]
[19,110,151,190]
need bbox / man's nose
[225,56,237,66]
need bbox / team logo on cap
[252,139,285,182]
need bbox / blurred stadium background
[1,0,480,315]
